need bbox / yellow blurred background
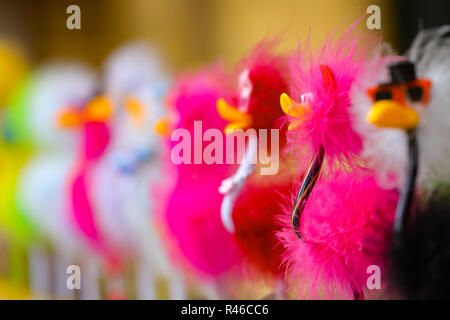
[0,0,398,71]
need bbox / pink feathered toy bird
[277,21,398,299]
[62,96,121,269]
[156,66,245,296]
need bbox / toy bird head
[355,26,450,192]
[280,23,374,167]
[155,66,229,147]
[217,44,288,134]
[366,60,431,130]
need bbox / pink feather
[70,121,121,269]
[286,20,379,167]
[236,41,289,133]
[277,169,397,298]
[161,66,244,280]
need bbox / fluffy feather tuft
[410,26,450,190]
[226,42,293,278]
[352,26,450,190]
[277,169,397,298]
[163,66,244,279]
[233,175,294,277]
[287,20,379,167]
[237,41,289,131]
[351,54,407,189]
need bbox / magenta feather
[286,20,379,167]
[162,66,244,280]
[277,169,397,298]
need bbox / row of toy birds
[0,42,185,299]
[0,19,449,300]
[155,20,450,300]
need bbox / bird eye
[374,90,392,101]
[407,86,423,102]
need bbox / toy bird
[277,22,397,299]
[57,93,117,299]
[360,26,450,299]
[15,62,97,298]
[216,42,296,297]
[156,65,245,298]
[90,43,183,299]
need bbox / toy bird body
[71,118,117,265]
[278,169,397,298]
[1,62,96,296]
[277,23,396,299]
[161,67,244,285]
[91,44,168,262]
[232,171,294,277]
[88,44,180,299]
[217,43,295,280]
[16,63,96,254]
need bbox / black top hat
[382,60,417,85]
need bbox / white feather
[103,41,167,101]
[17,61,97,251]
[93,42,177,283]
[410,26,450,189]
[27,62,97,147]
[351,54,408,189]
[352,26,450,191]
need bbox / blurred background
[0,0,447,71]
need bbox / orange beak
[154,115,173,136]
[56,107,82,128]
[83,95,113,122]
[56,95,113,128]
[123,95,145,127]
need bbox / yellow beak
[367,100,419,129]
[280,92,309,130]
[154,116,173,136]
[84,95,113,122]
[216,98,252,134]
[123,95,145,127]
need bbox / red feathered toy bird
[216,42,297,296]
